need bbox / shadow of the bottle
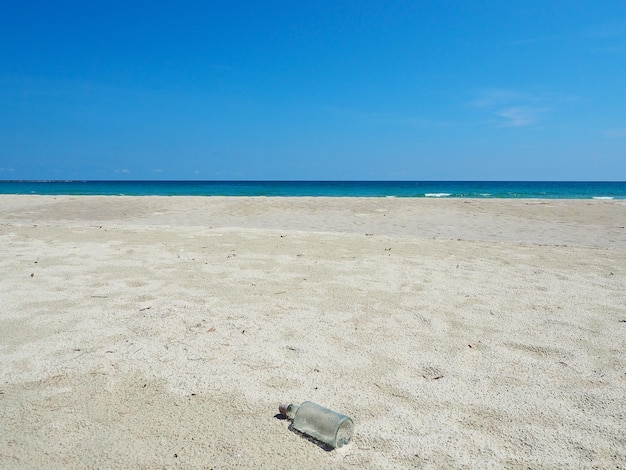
[290,426,334,451]
[274,413,334,452]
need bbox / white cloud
[604,128,626,139]
[115,169,130,173]
[497,107,539,127]
[585,21,626,39]
[472,89,546,128]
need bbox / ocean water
[0,180,625,199]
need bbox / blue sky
[1,1,625,180]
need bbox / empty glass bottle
[279,401,354,449]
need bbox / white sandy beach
[1,195,625,469]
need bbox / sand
[1,195,625,469]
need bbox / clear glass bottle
[279,401,354,449]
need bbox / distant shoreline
[1,180,625,199]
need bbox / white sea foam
[425,193,452,198]
[593,196,614,200]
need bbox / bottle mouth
[335,418,354,447]
[278,402,290,416]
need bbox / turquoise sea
[0,181,625,199]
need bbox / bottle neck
[280,403,299,419]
